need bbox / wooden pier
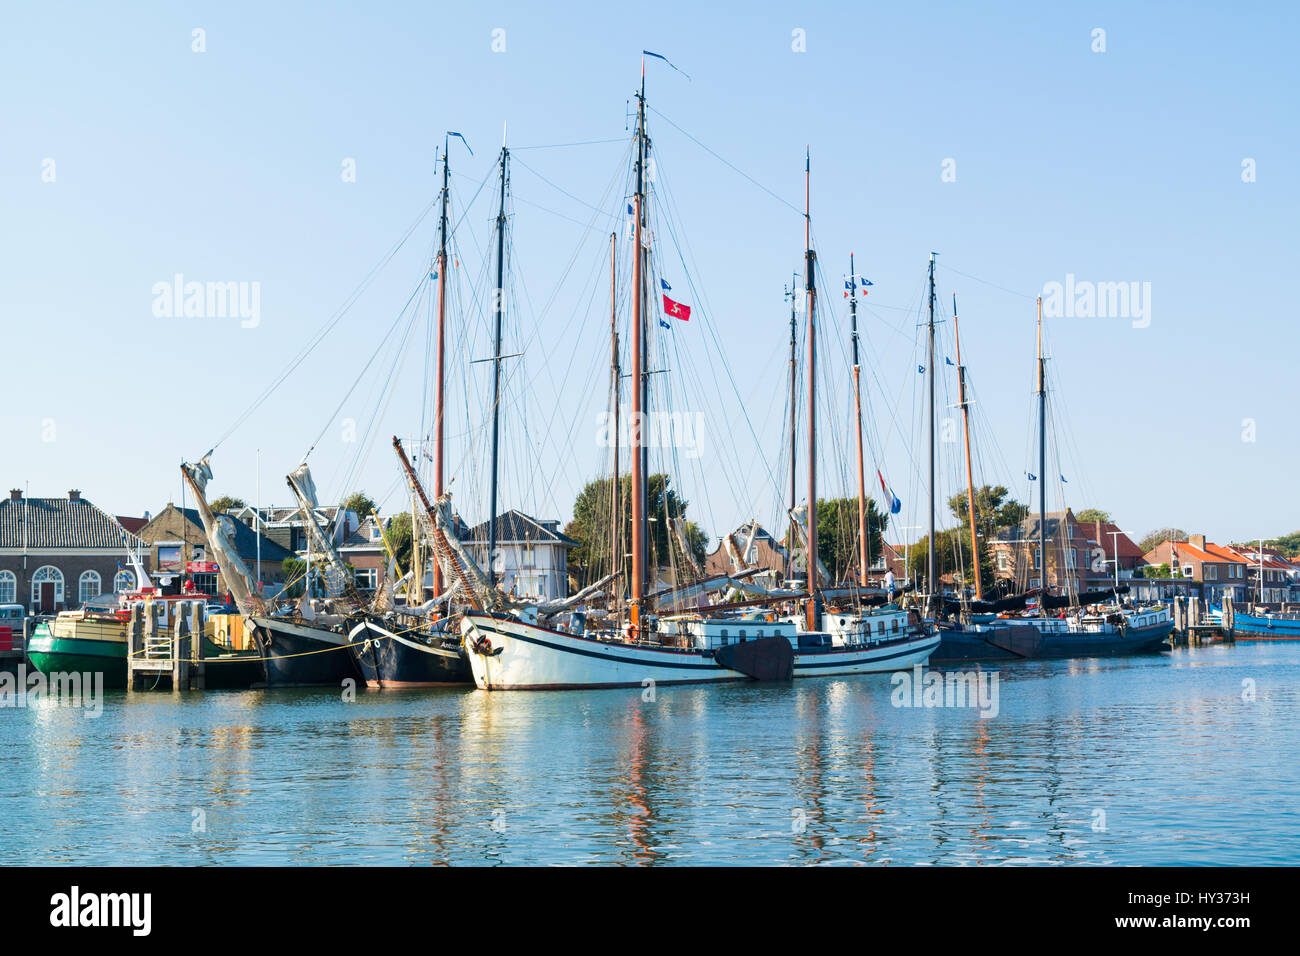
[125,600,208,690]
[1169,595,1234,646]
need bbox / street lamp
[899,525,923,590]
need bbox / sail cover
[181,453,264,615]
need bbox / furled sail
[180,453,265,615]
[286,463,353,600]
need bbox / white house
[465,510,577,601]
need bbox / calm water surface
[3,642,1297,865]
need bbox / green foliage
[945,484,1023,587]
[1075,508,1113,524]
[210,495,246,513]
[1138,528,1187,554]
[341,491,378,518]
[811,496,888,583]
[564,473,705,588]
[384,512,413,571]
[1266,532,1300,559]
[1140,562,1172,579]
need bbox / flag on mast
[878,470,902,515]
[662,294,691,321]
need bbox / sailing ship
[929,292,1171,661]
[459,69,938,690]
[181,456,361,687]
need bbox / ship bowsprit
[713,635,794,681]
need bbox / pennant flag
[663,294,691,321]
[945,357,955,366]
[878,471,902,515]
[1060,475,1068,483]
[1028,472,1037,481]
[660,278,671,291]
[643,50,692,80]
[659,318,671,330]
[917,364,925,373]
[448,131,473,156]
[625,203,635,240]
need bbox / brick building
[0,488,144,614]
[138,503,292,598]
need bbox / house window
[1033,549,1041,571]
[0,570,15,604]
[113,569,136,592]
[78,570,101,605]
[996,551,1009,571]
[1205,565,1217,580]
[354,568,378,591]
[1182,565,1194,579]
[31,565,65,606]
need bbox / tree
[1140,562,1172,579]
[1075,508,1113,524]
[1138,528,1187,554]
[341,491,378,518]
[210,495,246,513]
[564,473,706,588]
[1265,532,1300,559]
[945,484,1024,588]
[384,512,413,571]
[807,496,889,583]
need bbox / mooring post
[192,600,206,691]
[172,603,188,691]
[127,603,143,691]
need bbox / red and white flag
[662,294,691,321]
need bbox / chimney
[68,489,81,502]
[8,489,20,501]
[1190,533,1206,552]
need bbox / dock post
[172,604,188,691]
[191,600,206,691]
[126,603,143,691]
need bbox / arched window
[31,565,65,607]
[0,570,15,604]
[113,569,136,592]
[78,570,102,605]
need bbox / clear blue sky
[2,1,1296,548]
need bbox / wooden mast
[804,149,820,630]
[954,293,982,601]
[487,142,509,587]
[786,277,797,579]
[629,66,648,630]
[431,138,451,597]
[608,231,620,587]
[926,253,937,612]
[1036,295,1047,601]
[849,253,868,588]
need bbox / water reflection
[1,643,1296,865]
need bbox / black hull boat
[983,619,1173,659]
[250,616,360,687]
[930,624,1025,663]
[347,616,471,687]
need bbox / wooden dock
[125,600,208,690]
[1169,595,1234,646]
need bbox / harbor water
[2,641,1297,865]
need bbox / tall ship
[928,293,1171,661]
[459,63,939,690]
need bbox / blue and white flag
[1027,472,1037,481]
[917,364,925,373]
[945,357,955,366]
[659,317,671,330]
[661,278,671,291]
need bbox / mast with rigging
[849,253,868,588]
[629,70,648,632]
[487,142,509,587]
[926,253,937,613]
[804,149,820,630]
[954,293,983,602]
